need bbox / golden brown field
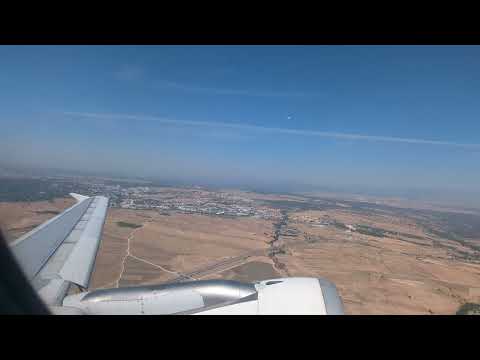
[2,196,480,315]
[283,210,480,314]
[89,208,274,288]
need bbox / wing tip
[69,193,90,202]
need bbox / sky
[1,45,480,201]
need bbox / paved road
[170,212,293,283]
[169,249,267,282]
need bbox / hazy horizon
[2,161,479,210]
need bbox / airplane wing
[10,193,109,309]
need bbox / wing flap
[59,196,108,288]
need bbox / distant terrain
[0,197,75,241]
[1,175,480,314]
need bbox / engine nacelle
[62,278,344,315]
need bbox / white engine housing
[62,277,344,315]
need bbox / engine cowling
[62,278,344,315]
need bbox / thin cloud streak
[156,80,322,98]
[61,111,480,150]
[115,65,145,82]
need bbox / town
[0,176,282,221]
[115,185,281,220]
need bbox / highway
[170,211,293,283]
[168,249,267,282]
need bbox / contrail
[61,111,480,150]
[155,80,322,98]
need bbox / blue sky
[1,45,480,198]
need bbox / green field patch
[116,221,142,229]
[355,224,387,237]
[456,303,480,315]
[35,210,60,215]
